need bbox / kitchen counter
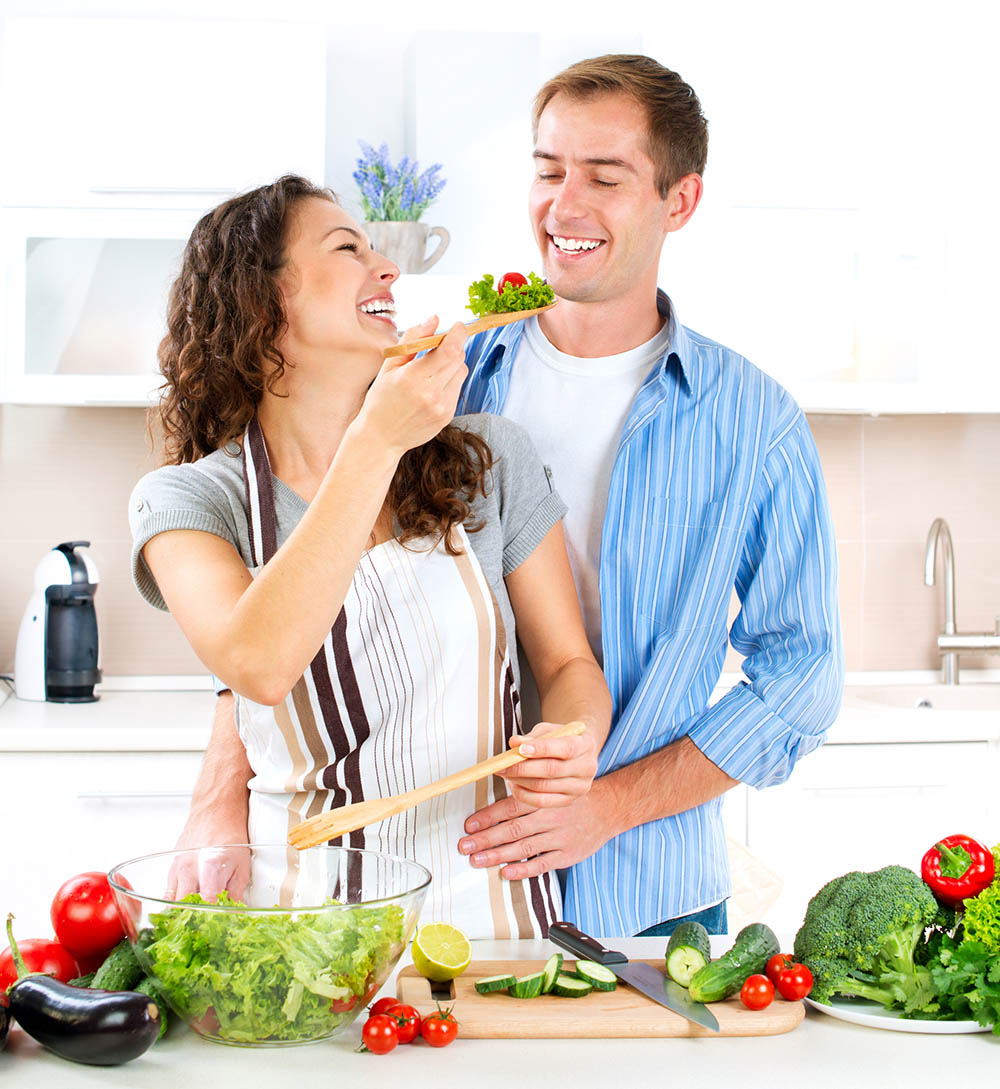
[1,939,996,1087]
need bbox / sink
[842,684,1000,712]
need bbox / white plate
[805,996,991,1034]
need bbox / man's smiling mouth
[550,235,607,255]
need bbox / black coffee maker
[14,540,102,702]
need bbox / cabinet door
[4,751,203,936]
[1,18,325,209]
[0,207,199,404]
[743,742,993,936]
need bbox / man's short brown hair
[532,54,708,198]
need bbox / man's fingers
[500,852,567,881]
[463,793,527,835]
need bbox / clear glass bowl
[107,844,430,1047]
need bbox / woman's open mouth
[358,297,397,325]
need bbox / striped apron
[235,417,560,938]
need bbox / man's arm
[459,411,843,879]
[166,690,253,899]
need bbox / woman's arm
[143,323,468,704]
[502,521,612,807]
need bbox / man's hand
[457,780,614,881]
[502,720,600,808]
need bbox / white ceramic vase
[364,221,450,274]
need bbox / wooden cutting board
[396,959,805,1038]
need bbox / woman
[129,175,611,938]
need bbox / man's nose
[549,173,589,222]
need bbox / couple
[130,54,843,940]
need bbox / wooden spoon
[382,302,556,359]
[287,720,585,849]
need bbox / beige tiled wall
[2,406,999,677]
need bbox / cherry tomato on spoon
[498,272,528,295]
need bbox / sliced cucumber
[541,953,564,994]
[552,973,593,998]
[474,974,517,994]
[573,960,617,992]
[665,920,711,987]
[510,971,547,999]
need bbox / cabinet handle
[76,791,192,800]
[88,187,234,195]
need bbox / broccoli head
[793,865,940,1012]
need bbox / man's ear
[663,173,704,235]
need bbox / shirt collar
[656,290,699,398]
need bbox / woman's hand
[501,721,601,808]
[356,316,468,457]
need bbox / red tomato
[420,1007,458,1047]
[740,974,774,1010]
[362,1014,398,1054]
[386,1003,422,1044]
[369,996,399,1017]
[330,994,357,1014]
[50,872,125,958]
[775,962,814,1001]
[0,937,79,990]
[498,272,528,295]
[765,952,793,985]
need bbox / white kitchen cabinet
[738,740,996,935]
[0,206,202,404]
[5,750,203,938]
[0,17,326,211]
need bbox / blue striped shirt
[459,292,844,936]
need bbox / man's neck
[537,289,664,359]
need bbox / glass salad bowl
[107,844,430,1047]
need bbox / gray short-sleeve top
[128,413,566,686]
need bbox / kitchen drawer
[4,750,203,936]
[744,741,993,935]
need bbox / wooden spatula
[382,302,556,359]
[287,720,585,849]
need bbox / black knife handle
[548,921,627,965]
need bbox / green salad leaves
[467,272,554,318]
[144,892,405,1043]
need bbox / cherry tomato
[765,952,793,985]
[740,974,774,1010]
[0,938,79,990]
[369,996,399,1017]
[498,272,528,295]
[385,1003,422,1044]
[362,1014,398,1054]
[50,872,125,957]
[775,962,814,1001]
[420,1007,458,1047]
[330,994,357,1014]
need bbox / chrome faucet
[924,517,1000,683]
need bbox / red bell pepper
[921,834,996,908]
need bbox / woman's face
[276,197,399,378]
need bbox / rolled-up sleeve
[686,412,844,788]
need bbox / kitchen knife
[548,921,720,1033]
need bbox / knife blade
[548,921,720,1033]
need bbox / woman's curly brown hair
[157,174,492,553]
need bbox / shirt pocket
[640,497,740,634]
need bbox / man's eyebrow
[532,150,637,174]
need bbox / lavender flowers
[353,141,447,222]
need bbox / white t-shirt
[502,316,670,721]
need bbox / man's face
[529,91,671,304]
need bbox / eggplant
[1,996,10,1051]
[7,975,161,1065]
[4,915,158,1066]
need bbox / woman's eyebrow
[319,225,364,243]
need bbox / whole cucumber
[688,923,780,1003]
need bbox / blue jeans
[635,900,728,938]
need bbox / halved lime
[411,922,472,982]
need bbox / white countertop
[1,938,996,1086]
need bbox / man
[453,54,843,937]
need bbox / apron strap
[242,415,279,566]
